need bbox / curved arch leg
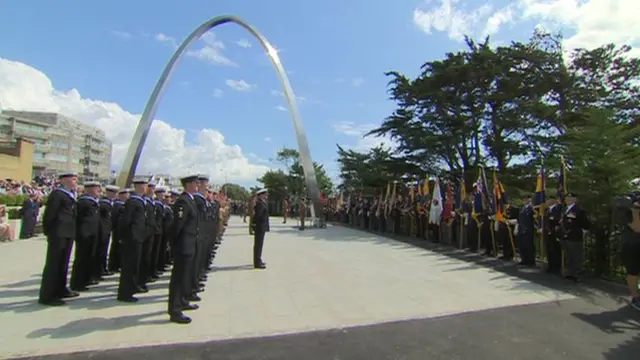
[116,15,321,219]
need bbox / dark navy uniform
[70,194,100,291]
[544,201,563,273]
[108,194,126,272]
[192,192,210,294]
[562,197,590,279]
[140,192,157,287]
[19,196,38,239]
[160,201,174,270]
[168,189,199,324]
[117,191,147,302]
[151,194,165,278]
[97,193,115,277]
[252,189,270,268]
[517,201,536,266]
[39,184,77,306]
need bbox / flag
[557,156,567,202]
[416,181,423,212]
[429,179,443,224]
[493,170,509,222]
[534,165,546,228]
[409,182,415,203]
[472,171,484,218]
[454,178,466,210]
[383,182,391,217]
[479,167,494,214]
[443,182,454,221]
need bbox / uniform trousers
[70,237,97,289]
[39,237,73,302]
[118,241,142,298]
[138,235,154,284]
[168,252,194,315]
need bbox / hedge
[0,194,47,207]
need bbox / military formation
[326,183,590,283]
[37,171,239,325]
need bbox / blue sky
[0,0,633,187]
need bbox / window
[33,151,44,159]
[72,146,82,152]
[14,122,45,133]
[45,153,67,162]
[50,141,69,149]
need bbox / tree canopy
[257,147,334,201]
[220,183,250,201]
[336,30,640,242]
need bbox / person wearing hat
[159,188,175,272]
[544,196,563,274]
[298,197,307,231]
[108,188,130,273]
[561,192,590,281]
[96,185,118,278]
[117,178,149,303]
[151,187,167,279]
[251,188,270,269]
[18,192,39,239]
[247,193,257,234]
[69,181,102,292]
[138,181,158,289]
[516,194,536,267]
[192,174,212,292]
[168,174,200,324]
[39,171,80,306]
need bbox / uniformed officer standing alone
[252,189,269,269]
[168,174,200,324]
[39,171,80,306]
[117,179,149,303]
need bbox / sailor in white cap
[69,181,101,292]
[97,185,119,277]
[108,188,130,273]
[38,171,80,305]
[251,188,269,269]
[116,178,148,303]
[167,174,200,324]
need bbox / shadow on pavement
[26,310,166,339]
[322,222,630,306]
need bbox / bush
[7,208,21,220]
[0,194,47,207]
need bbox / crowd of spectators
[0,176,56,197]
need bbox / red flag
[443,183,454,221]
[320,192,325,201]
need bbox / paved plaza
[0,217,638,359]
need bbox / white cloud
[155,32,177,48]
[225,79,256,92]
[0,58,270,183]
[155,32,237,67]
[274,105,288,112]
[332,121,394,152]
[413,0,640,57]
[235,39,252,48]
[212,88,224,98]
[519,0,640,58]
[263,137,272,142]
[109,30,132,40]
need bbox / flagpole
[540,160,546,263]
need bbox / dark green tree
[220,183,250,201]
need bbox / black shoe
[136,287,149,294]
[254,264,266,269]
[71,286,90,292]
[117,296,139,303]
[182,304,199,311]
[170,314,192,324]
[147,277,157,283]
[39,299,65,306]
[187,294,201,302]
[62,290,80,298]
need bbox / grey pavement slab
[0,217,634,359]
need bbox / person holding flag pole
[429,179,443,239]
[533,163,547,262]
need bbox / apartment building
[0,110,112,181]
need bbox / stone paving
[0,217,623,359]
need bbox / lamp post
[116,15,321,221]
